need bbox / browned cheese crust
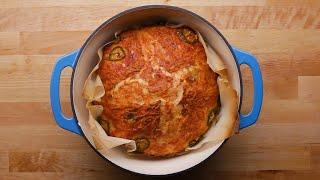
[97,26,220,157]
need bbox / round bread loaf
[97,25,220,157]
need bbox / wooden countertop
[0,0,319,179]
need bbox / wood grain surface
[0,0,319,179]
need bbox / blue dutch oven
[50,5,263,176]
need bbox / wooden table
[0,0,319,179]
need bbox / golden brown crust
[97,26,220,156]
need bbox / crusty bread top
[97,26,220,157]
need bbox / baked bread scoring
[97,25,220,157]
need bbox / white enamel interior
[72,6,241,175]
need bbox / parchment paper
[83,25,239,156]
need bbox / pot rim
[70,5,243,176]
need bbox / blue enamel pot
[50,5,263,176]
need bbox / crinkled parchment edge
[82,24,239,156]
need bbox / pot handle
[232,47,263,129]
[50,49,82,135]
